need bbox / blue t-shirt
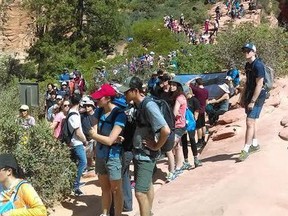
[94,107,127,159]
[244,58,266,104]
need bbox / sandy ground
[50,77,288,216]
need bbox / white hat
[61,81,68,86]
[20,104,29,111]
[56,95,63,100]
[218,83,230,94]
[83,99,95,107]
[225,76,232,81]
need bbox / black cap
[118,76,143,93]
[0,153,18,170]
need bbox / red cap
[90,84,116,100]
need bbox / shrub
[0,82,76,207]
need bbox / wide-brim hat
[0,153,18,170]
[20,104,29,111]
[218,83,230,94]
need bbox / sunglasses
[19,109,27,112]
[63,104,70,107]
[242,49,251,53]
[83,104,93,108]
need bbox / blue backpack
[0,180,28,214]
[185,108,196,132]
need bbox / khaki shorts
[134,159,156,193]
[96,157,122,181]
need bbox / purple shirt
[190,85,209,113]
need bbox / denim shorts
[134,159,156,193]
[245,90,266,119]
[175,127,186,140]
[96,157,122,180]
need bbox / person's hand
[2,211,11,216]
[247,102,254,110]
[208,99,216,104]
[89,128,97,136]
[142,138,158,151]
[115,136,125,143]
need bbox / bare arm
[143,125,171,151]
[89,125,123,146]
[49,121,58,130]
[173,100,181,117]
[75,127,87,143]
[209,93,229,104]
[194,110,199,121]
[250,77,264,103]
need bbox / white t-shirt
[68,109,83,147]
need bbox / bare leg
[98,175,112,215]
[110,179,123,216]
[136,187,153,216]
[166,150,175,173]
[245,117,256,145]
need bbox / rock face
[280,116,288,127]
[279,127,288,141]
[0,0,35,61]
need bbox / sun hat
[169,77,184,87]
[19,105,29,111]
[90,84,116,100]
[225,76,232,81]
[83,99,95,107]
[242,43,256,52]
[0,153,18,170]
[218,83,230,94]
[56,95,63,100]
[117,76,143,94]
[61,81,68,86]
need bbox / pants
[181,130,198,159]
[71,145,87,189]
[122,151,133,211]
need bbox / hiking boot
[249,145,260,154]
[194,158,203,167]
[238,150,249,162]
[74,188,84,196]
[166,172,176,182]
[182,162,193,170]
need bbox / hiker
[147,72,159,94]
[181,86,202,169]
[215,6,221,20]
[89,84,127,216]
[166,78,187,181]
[57,81,70,100]
[17,105,35,129]
[47,95,63,122]
[212,18,219,36]
[59,68,70,83]
[206,83,230,125]
[189,78,209,148]
[50,100,70,139]
[45,83,56,114]
[0,153,47,216]
[80,98,97,172]
[204,19,209,34]
[73,71,86,95]
[180,13,185,26]
[68,94,88,196]
[227,63,241,94]
[238,43,266,161]
[118,76,170,216]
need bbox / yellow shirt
[0,180,47,216]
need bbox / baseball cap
[61,81,68,86]
[19,104,29,111]
[0,153,18,170]
[242,43,256,52]
[56,95,63,100]
[82,99,95,107]
[218,83,230,94]
[90,84,116,100]
[117,76,143,94]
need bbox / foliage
[0,82,76,207]
[213,23,288,75]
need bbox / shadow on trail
[201,153,239,163]
[61,194,101,216]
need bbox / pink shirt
[174,94,187,129]
[53,112,65,138]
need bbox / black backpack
[58,112,78,145]
[137,97,175,153]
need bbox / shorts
[96,157,122,180]
[196,113,205,129]
[174,127,186,140]
[134,159,156,193]
[245,90,266,119]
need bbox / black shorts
[196,113,205,129]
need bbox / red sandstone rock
[218,109,245,125]
[279,127,288,141]
[211,126,241,141]
[280,116,288,127]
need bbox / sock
[252,139,258,147]
[243,144,251,152]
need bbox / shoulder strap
[10,180,28,202]
[98,107,122,134]
[66,111,78,136]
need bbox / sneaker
[182,162,193,170]
[79,182,86,188]
[249,145,260,154]
[74,188,84,196]
[194,158,203,167]
[238,150,249,162]
[174,168,183,176]
[166,172,176,182]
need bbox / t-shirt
[227,68,240,87]
[174,94,187,129]
[94,107,126,159]
[244,58,266,104]
[133,100,167,161]
[67,109,83,147]
[190,85,209,113]
[81,111,97,140]
[18,116,35,129]
[53,112,65,139]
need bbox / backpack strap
[136,97,152,128]
[10,180,28,202]
[66,111,78,137]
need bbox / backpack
[0,180,28,214]
[58,112,78,145]
[185,108,196,132]
[137,97,175,153]
[253,58,275,92]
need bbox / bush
[0,82,76,207]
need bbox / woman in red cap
[90,84,127,216]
